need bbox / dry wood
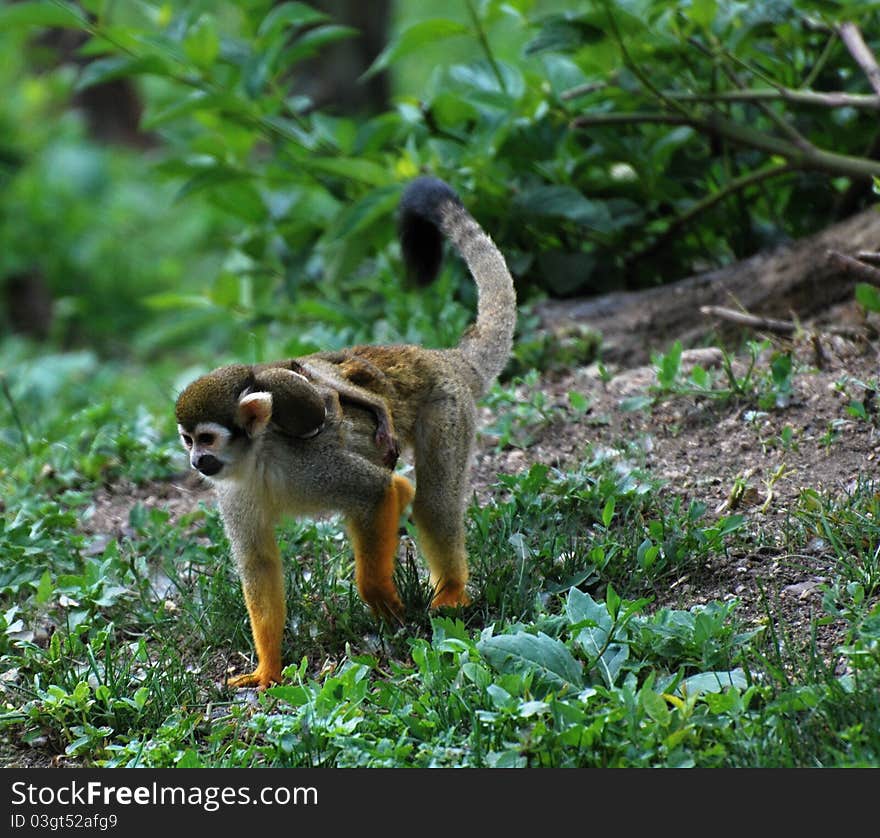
[534,206,880,364]
[838,22,880,96]
[827,249,880,285]
[856,250,880,265]
[700,305,797,335]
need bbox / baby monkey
[175,177,516,689]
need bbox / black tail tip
[399,176,460,218]
[398,177,462,286]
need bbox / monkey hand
[375,426,400,468]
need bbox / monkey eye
[180,433,193,448]
[196,432,215,446]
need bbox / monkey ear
[252,368,327,438]
[237,391,273,437]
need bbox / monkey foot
[362,585,405,624]
[430,582,470,610]
[227,667,282,691]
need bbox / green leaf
[601,496,615,528]
[35,570,53,604]
[267,684,311,705]
[183,15,220,69]
[75,55,171,91]
[680,669,747,696]
[605,583,620,619]
[641,687,670,725]
[656,340,683,387]
[207,180,267,224]
[176,749,203,768]
[0,1,84,29]
[143,293,217,311]
[307,157,394,187]
[364,19,470,79]
[328,184,400,240]
[478,631,583,695]
[449,60,525,103]
[142,91,249,130]
[542,54,589,98]
[566,587,610,631]
[258,2,329,37]
[597,643,629,687]
[536,251,597,296]
[855,282,880,313]
[636,538,660,570]
[690,364,711,389]
[516,186,612,232]
[283,24,359,64]
[175,167,253,203]
[568,390,590,413]
[686,0,718,29]
[619,394,653,412]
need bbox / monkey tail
[398,176,516,395]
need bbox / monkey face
[177,421,236,478]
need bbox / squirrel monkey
[175,177,516,689]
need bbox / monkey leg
[347,473,414,621]
[413,518,471,608]
[226,537,286,690]
[412,401,474,609]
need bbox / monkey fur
[175,177,516,689]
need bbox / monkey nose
[194,454,223,476]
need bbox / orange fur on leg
[227,552,286,690]
[414,527,470,610]
[348,474,413,621]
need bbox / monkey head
[174,363,327,479]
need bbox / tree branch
[700,305,797,335]
[838,22,880,96]
[827,250,880,285]
[667,88,880,111]
[571,111,880,179]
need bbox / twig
[701,303,867,341]
[713,56,813,152]
[700,305,798,335]
[827,249,880,285]
[464,0,507,93]
[560,81,608,101]
[667,88,880,110]
[838,22,880,96]
[626,162,794,267]
[857,251,880,266]
[802,31,840,89]
[601,1,691,118]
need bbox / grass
[1,340,879,768]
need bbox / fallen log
[533,206,880,365]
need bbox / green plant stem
[601,1,691,118]
[802,31,840,89]
[1,375,30,456]
[626,162,795,268]
[464,0,506,94]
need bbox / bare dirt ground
[472,299,880,663]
